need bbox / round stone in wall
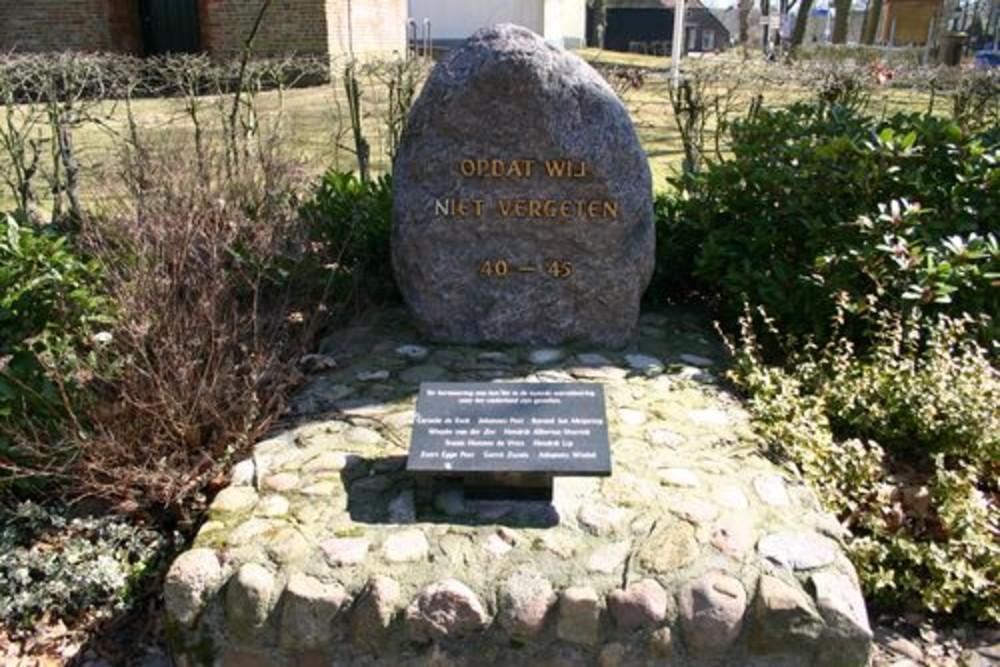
[392,24,654,347]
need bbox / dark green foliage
[0,214,111,485]
[657,103,999,341]
[300,170,397,305]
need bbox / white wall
[558,0,586,48]
[409,0,586,47]
[543,0,564,44]
[409,0,544,41]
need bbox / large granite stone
[392,24,654,347]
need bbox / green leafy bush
[727,306,999,622]
[0,501,171,627]
[300,170,396,305]
[0,214,111,483]
[657,103,999,341]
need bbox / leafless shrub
[0,53,122,222]
[342,55,431,179]
[810,63,874,114]
[666,61,762,172]
[0,52,333,516]
[950,68,1000,133]
[593,64,647,100]
[73,140,314,514]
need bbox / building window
[702,30,715,51]
[687,28,698,51]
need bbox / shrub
[0,501,170,628]
[0,214,111,488]
[301,169,396,306]
[69,143,314,512]
[657,103,999,342]
[727,306,999,622]
[0,129,318,513]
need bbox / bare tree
[937,0,962,45]
[861,0,883,44]
[832,0,851,43]
[791,0,815,49]
[739,0,754,43]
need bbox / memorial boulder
[392,24,654,347]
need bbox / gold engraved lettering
[544,160,587,179]
[479,259,574,279]
[434,198,486,218]
[491,198,619,219]
[479,259,510,278]
[460,159,536,178]
[544,160,567,178]
[545,260,574,279]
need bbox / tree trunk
[861,0,883,43]
[739,0,753,43]
[791,0,815,48]
[937,0,961,45]
[832,0,851,43]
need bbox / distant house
[879,0,944,45]
[0,0,407,58]
[595,0,731,55]
[408,0,587,50]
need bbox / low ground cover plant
[0,501,171,628]
[727,306,998,622]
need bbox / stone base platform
[164,308,873,667]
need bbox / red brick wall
[106,0,142,53]
[0,0,127,53]
[200,0,330,56]
[0,0,406,57]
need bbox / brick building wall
[200,0,329,56]
[0,0,406,57]
[0,0,127,53]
